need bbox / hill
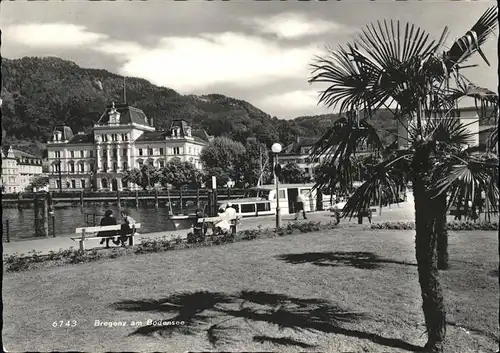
[1,57,396,156]
[1,57,311,150]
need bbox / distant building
[46,102,210,191]
[1,146,44,193]
[396,106,491,149]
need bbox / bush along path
[370,220,499,231]
[4,219,498,273]
[4,221,341,272]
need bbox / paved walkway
[2,201,417,256]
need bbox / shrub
[370,220,498,231]
[4,220,340,272]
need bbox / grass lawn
[3,229,498,352]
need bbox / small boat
[169,214,197,220]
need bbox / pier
[1,188,246,208]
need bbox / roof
[135,129,209,144]
[96,103,151,126]
[51,125,74,142]
[67,133,95,145]
[13,149,39,159]
[282,137,319,155]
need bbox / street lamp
[271,142,282,229]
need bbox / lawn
[3,229,498,352]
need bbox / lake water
[2,204,198,241]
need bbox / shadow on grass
[276,251,417,269]
[112,290,423,351]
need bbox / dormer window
[108,102,121,125]
[54,131,62,141]
[185,126,192,137]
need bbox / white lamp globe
[271,143,282,154]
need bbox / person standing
[295,193,308,220]
[98,210,118,248]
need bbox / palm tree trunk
[413,176,446,352]
[436,194,449,270]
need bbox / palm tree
[309,7,498,352]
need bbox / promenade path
[3,198,417,256]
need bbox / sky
[2,1,498,119]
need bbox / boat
[216,183,331,218]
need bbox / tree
[159,158,199,189]
[234,139,271,187]
[123,165,160,190]
[200,137,246,186]
[26,175,49,191]
[309,7,499,352]
[280,163,310,184]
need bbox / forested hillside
[1,56,395,156]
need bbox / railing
[2,220,10,242]
[1,189,248,200]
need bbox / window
[112,149,117,159]
[122,179,128,188]
[122,133,128,141]
[70,163,75,173]
[101,179,108,188]
[71,180,76,188]
[123,162,128,170]
[55,151,61,158]
[123,149,128,157]
[188,147,192,154]
[81,180,86,189]
[138,149,143,156]
[113,163,118,172]
[257,202,271,212]
[89,164,95,172]
[241,204,256,213]
[103,149,108,157]
[273,190,286,200]
[79,164,85,173]
[102,134,108,142]
[173,147,180,155]
[149,148,154,155]
[80,151,84,158]
[159,148,164,155]
[159,160,165,168]
[112,134,118,141]
[304,168,310,174]
[56,180,61,189]
[103,163,108,172]
[89,150,94,158]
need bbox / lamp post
[271,143,282,229]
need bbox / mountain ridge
[2,56,344,157]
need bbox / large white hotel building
[46,102,209,191]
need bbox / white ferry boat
[217,183,330,218]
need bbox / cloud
[115,32,321,91]
[94,40,144,57]
[257,90,330,117]
[4,23,107,48]
[245,12,352,39]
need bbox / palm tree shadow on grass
[112,290,423,351]
[276,251,417,269]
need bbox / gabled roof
[96,103,151,126]
[13,149,39,159]
[51,125,74,142]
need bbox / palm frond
[443,6,498,70]
[311,115,385,164]
[433,155,499,212]
[425,118,474,147]
[342,153,412,218]
[486,126,498,152]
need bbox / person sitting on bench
[99,210,118,248]
[114,210,136,247]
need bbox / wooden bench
[198,215,240,235]
[72,223,141,251]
